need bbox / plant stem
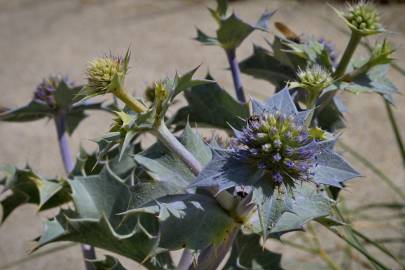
[384,100,405,167]
[334,33,362,79]
[54,112,96,270]
[55,112,74,173]
[226,49,246,103]
[155,122,202,175]
[177,250,194,270]
[317,32,362,112]
[114,88,148,113]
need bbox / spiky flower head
[296,65,333,91]
[82,50,130,98]
[289,65,333,107]
[340,1,383,36]
[192,88,360,191]
[191,88,360,238]
[34,75,75,107]
[230,111,325,186]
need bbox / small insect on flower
[81,50,130,98]
[34,75,75,108]
[337,1,384,36]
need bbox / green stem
[317,33,362,112]
[155,122,202,175]
[384,100,405,168]
[114,88,148,113]
[338,141,405,200]
[334,33,362,79]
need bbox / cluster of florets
[34,75,74,107]
[231,112,323,185]
[297,65,333,91]
[86,56,125,95]
[344,2,381,33]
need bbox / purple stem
[226,48,246,103]
[54,112,96,270]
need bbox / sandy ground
[0,0,404,269]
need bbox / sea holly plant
[0,1,403,270]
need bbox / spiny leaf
[0,165,71,223]
[245,182,335,238]
[173,76,249,130]
[35,168,179,269]
[123,193,237,251]
[0,101,53,122]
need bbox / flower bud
[85,56,126,95]
[296,65,333,92]
[290,65,333,107]
[342,2,383,36]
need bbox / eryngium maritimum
[34,75,74,107]
[81,51,130,99]
[230,112,322,185]
[191,88,360,192]
[86,56,125,95]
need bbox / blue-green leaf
[123,193,236,251]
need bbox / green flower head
[290,65,333,107]
[341,1,384,36]
[81,50,130,98]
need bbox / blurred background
[0,0,404,269]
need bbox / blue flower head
[190,88,360,238]
[191,88,360,191]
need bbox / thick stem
[334,33,362,79]
[155,122,202,175]
[226,49,246,103]
[114,88,148,113]
[177,249,194,270]
[317,33,362,112]
[54,112,96,270]
[55,113,74,173]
